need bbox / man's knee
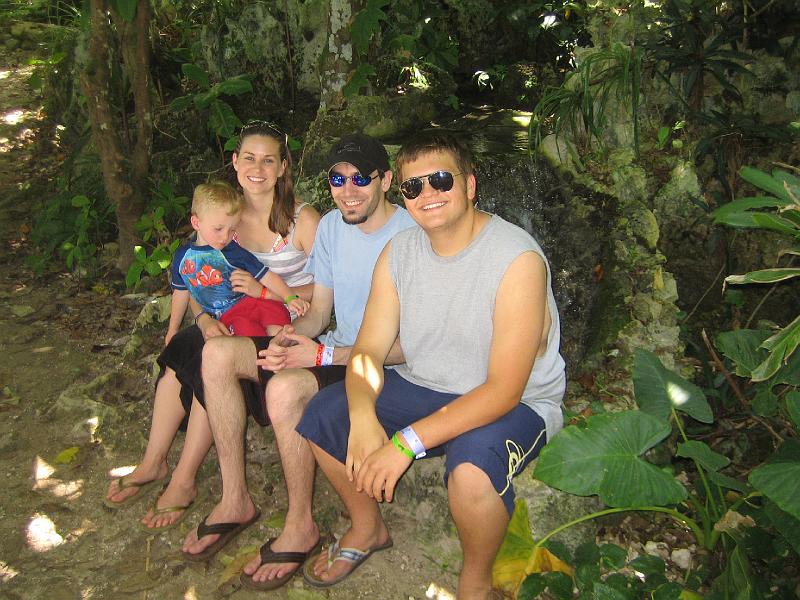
[202,337,256,379]
[265,369,317,425]
[448,463,495,505]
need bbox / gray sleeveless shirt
[389,214,565,440]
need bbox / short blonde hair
[192,181,244,217]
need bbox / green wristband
[284,294,300,304]
[391,433,415,459]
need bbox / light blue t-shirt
[304,206,416,347]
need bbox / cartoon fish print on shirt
[192,264,224,287]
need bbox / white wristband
[400,426,426,459]
[321,345,334,366]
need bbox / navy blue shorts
[296,369,547,515]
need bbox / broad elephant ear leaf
[534,411,687,507]
[749,439,800,522]
[633,349,713,423]
[493,499,535,593]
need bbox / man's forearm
[328,337,403,367]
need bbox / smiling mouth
[343,199,363,208]
[247,176,266,182]
[421,201,446,210]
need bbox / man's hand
[345,416,388,485]
[230,269,262,298]
[256,325,305,370]
[356,440,413,502]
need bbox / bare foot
[306,525,391,584]
[106,462,168,505]
[181,498,258,556]
[140,478,197,529]
[243,522,320,583]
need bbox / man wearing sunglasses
[298,130,566,597]
[184,133,415,589]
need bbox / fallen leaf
[33,346,54,353]
[11,305,35,317]
[54,447,79,464]
[217,545,258,588]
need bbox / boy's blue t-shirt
[170,239,268,318]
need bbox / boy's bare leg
[448,463,509,600]
[106,368,184,503]
[305,443,391,583]
[183,337,259,555]
[141,397,213,528]
[243,369,321,582]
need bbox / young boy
[167,181,308,343]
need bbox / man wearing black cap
[181,133,415,589]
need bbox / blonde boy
[167,181,308,343]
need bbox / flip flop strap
[197,518,240,538]
[259,538,310,564]
[151,502,191,516]
[325,540,368,566]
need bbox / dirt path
[0,32,459,600]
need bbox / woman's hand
[196,313,231,340]
[230,269,262,298]
[164,326,180,346]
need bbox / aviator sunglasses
[328,171,378,188]
[399,170,461,200]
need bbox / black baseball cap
[326,133,390,175]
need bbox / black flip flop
[181,508,261,562]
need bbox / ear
[278,158,287,178]
[232,153,239,171]
[466,173,477,202]
[381,170,393,192]
[190,214,200,231]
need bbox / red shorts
[220,296,290,336]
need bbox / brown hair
[395,130,474,182]
[192,180,243,217]
[235,121,296,238]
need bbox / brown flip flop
[239,536,323,590]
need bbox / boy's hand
[165,327,179,346]
[230,269,261,297]
[196,314,231,340]
[287,297,310,316]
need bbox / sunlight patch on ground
[426,582,456,599]
[0,560,19,582]
[184,585,199,599]
[33,455,55,480]
[109,464,136,478]
[32,454,85,499]
[26,513,64,551]
[0,70,9,80]
[4,109,24,125]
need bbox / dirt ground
[0,39,462,600]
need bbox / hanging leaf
[351,0,390,56]
[725,268,800,285]
[740,166,794,202]
[785,391,800,429]
[633,350,713,423]
[752,315,800,382]
[764,500,800,556]
[534,411,687,507]
[343,63,377,98]
[214,77,254,97]
[493,499,535,593]
[749,439,800,522]
[109,0,137,22]
[208,100,241,139]
[676,440,729,471]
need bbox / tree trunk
[79,0,152,273]
[318,0,364,109]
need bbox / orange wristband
[260,286,268,299]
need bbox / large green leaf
[764,500,800,557]
[749,439,800,521]
[712,196,790,227]
[493,499,534,589]
[633,350,713,423]
[207,100,241,138]
[181,63,210,89]
[534,411,687,507]
[714,329,800,386]
[740,166,793,201]
[214,77,254,97]
[785,391,800,430]
[725,268,800,285]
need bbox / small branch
[682,261,726,324]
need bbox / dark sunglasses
[328,171,378,188]
[399,171,461,200]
